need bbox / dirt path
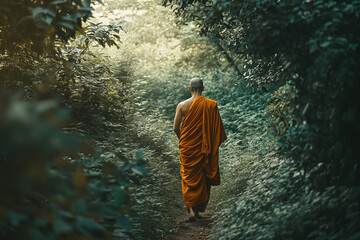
[165,214,212,240]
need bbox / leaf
[132,166,147,175]
[320,41,331,48]
[73,168,87,189]
[135,149,144,159]
[33,7,56,18]
[61,15,77,23]
[108,90,118,95]
[56,21,75,30]
[8,211,27,227]
[80,6,94,12]
[72,199,87,215]
[29,229,47,240]
[116,216,132,231]
[50,0,65,4]
[309,39,318,53]
[301,103,309,116]
[53,219,73,234]
[76,216,105,236]
[34,216,48,227]
[113,189,125,208]
[120,162,131,171]
[117,21,127,26]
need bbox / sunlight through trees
[1,0,359,239]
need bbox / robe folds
[179,96,227,212]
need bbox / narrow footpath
[165,214,212,240]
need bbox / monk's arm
[173,103,183,139]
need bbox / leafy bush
[0,92,143,240]
[54,21,131,124]
[164,0,360,239]
[1,0,201,238]
[212,150,360,240]
[267,82,298,137]
[163,0,360,183]
[0,1,148,239]
[0,0,101,53]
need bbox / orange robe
[179,96,227,212]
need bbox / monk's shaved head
[190,77,204,93]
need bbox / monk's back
[173,77,227,220]
[181,96,219,118]
[180,98,196,117]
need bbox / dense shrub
[164,0,360,239]
[0,92,144,239]
[0,1,145,239]
[267,82,298,137]
[163,0,360,179]
[0,0,98,54]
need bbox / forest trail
[1,0,356,239]
[165,214,212,240]
[93,1,230,238]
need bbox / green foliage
[164,0,360,239]
[79,21,126,49]
[55,20,129,123]
[4,0,359,239]
[0,0,102,53]
[267,82,298,136]
[212,152,360,240]
[0,0,147,239]
[0,92,141,240]
[164,0,360,182]
[1,0,199,238]
[124,113,183,239]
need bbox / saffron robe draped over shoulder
[179,96,227,212]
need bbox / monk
[173,77,227,221]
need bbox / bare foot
[188,207,196,221]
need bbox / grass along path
[90,1,271,239]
